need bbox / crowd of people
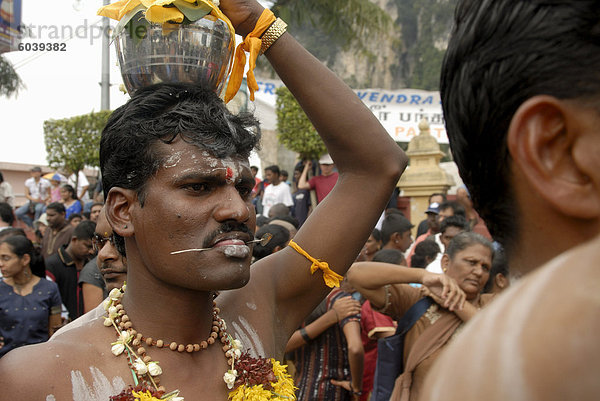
[0,0,598,400]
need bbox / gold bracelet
[260,17,287,55]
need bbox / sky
[2,0,129,165]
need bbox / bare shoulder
[0,322,129,400]
[420,236,600,401]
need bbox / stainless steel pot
[115,11,234,95]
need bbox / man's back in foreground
[419,1,600,400]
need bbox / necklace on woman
[7,270,33,296]
[104,284,296,401]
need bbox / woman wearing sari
[347,232,494,401]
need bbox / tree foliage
[44,110,112,179]
[275,86,326,160]
[0,55,23,97]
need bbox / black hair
[411,239,441,268]
[0,235,45,278]
[280,169,289,178]
[439,201,465,218]
[440,215,470,234]
[250,166,259,172]
[256,215,270,228]
[483,246,509,293]
[381,214,413,245]
[0,202,14,225]
[446,232,494,262]
[371,228,382,243]
[0,227,26,242]
[61,184,77,200]
[441,1,600,251]
[46,202,66,214]
[252,224,290,260]
[267,203,290,219]
[269,214,299,229]
[100,83,261,206]
[372,249,406,265]
[0,171,3,183]
[68,213,83,223]
[73,220,96,240]
[264,165,280,176]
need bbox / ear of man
[105,187,137,238]
[507,95,600,220]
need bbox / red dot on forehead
[226,167,233,180]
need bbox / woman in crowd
[356,229,382,262]
[348,232,494,401]
[0,235,62,357]
[59,184,82,219]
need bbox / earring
[124,225,127,229]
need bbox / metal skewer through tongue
[170,233,273,255]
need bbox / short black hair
[68,213,83,223]
[439,201,465,218]
[46,202,66,214]
[100,83,261,205]
[411,239,441,268]
[0,202,14,225]
[264,165,280,176]
[371,228,382,243]
[381,214,413,245]
[440,215,470,234]
[73,220,96,240]
[252,224,290,260]
[372,249,406,265]
[442,1,600,251]
[484,245,509,293]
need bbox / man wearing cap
[15,167,51,228]
[298,153,339,204]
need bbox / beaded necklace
[104,285,296,401]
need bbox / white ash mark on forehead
[46,396,56,401]
[163,151,184,169]
[246,302,257,311]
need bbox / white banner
[254,78,447,143]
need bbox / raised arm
[347,262,465,311]
[217,0,407,339]
[297,161,312,190]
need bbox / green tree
[44,110,112,189]
[0,55,23,97]
[275,86,326,160]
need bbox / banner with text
[0,0,22,53]
[254,78,447,144]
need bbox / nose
[213,187,251,224]
[98,241,119,265]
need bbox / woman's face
[443,243,492,300]
[363,235,381,256]
[0,243,26,278]
[59,187,71,201]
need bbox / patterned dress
[293,288,360,401]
